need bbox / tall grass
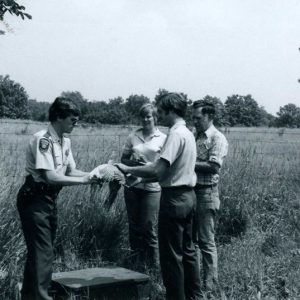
[0,120,299,299]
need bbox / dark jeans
[124,187,160,265]
[17,181,59,300]
[159,187,201,300]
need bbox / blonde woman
[121,103,166,267]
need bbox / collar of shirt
[48,124,64,145]
[134,128,162,142]
[196,124,216,140]
[169,119,186,132]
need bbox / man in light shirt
[116,92,201,300]
[192,100,228,293]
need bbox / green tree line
[1,74,299,128]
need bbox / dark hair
[49,97,80,122]
[156,92,187,117]
[139,103,158,121]
[193,100,216,117]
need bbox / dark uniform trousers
[158,187,202,300]
[17,176,61,300]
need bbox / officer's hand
[114,163,129,174]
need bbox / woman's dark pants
[124,186,160,266]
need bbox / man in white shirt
[116,93,201,300]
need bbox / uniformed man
[116,92,201,300]
[192,100,228,292]
[17,97,97,300]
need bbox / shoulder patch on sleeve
[39,137,50,153]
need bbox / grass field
[0,119,299,299]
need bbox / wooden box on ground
[50,267,150,300]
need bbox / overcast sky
[1,0,299,115]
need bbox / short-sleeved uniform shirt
[195,124,228,185]
[123,128,166,191]
[159,120,197,188]
[25,124,76,183]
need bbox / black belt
[24,175,62,195]
[162,185,193,191]
[195,183,217,189]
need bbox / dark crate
[50,267,150,300]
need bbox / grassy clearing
[0,119,299,299]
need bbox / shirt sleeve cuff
[209,156,222,167]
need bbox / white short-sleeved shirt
[25,124,76,183]
[123,128,167,191]
[159,120,197,188]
